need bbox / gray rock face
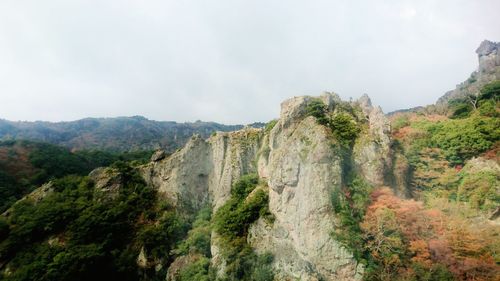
[150,150,166,162]
[141,130,262,214]
[476,40,500,57]
[207,129,262,210]
[477,40,500,74]
[89,167,123,197]
[251,112,360,280]
[437,39,500,106]
[141,93,394,280]
[141,135,212,213]
[141,129,262,277]
[353,95,392,187]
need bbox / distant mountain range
[0,116,265,152]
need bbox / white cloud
[400,6,417,20]
[0,0,499,124]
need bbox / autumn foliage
[360,188,499,281]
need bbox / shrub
[479,80,500,101]
[138,211,188,259]
[175,207,212,257]
[178,256,211,281]
[331,176,372,261]
[212,175,274,280]
[429,116,499,165]
[213,189,268,239]
[360,188,497,281]
[305,99,329,125]
[391,115,410,131]
[249,253,274,281]
[478,99,498,117]
[330,113,361,146]
[230,174,260,202]
[304,99,361,147]
[449,99,473,119]
[264,119,278,134]
[457,170,499,211]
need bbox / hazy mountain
[0,116,262,152]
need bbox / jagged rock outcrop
[437,40,500,106]
[141,135,213,213]
[250,94,361,280]
[151,150,167,162]
[89,167,123,198]
[141,130,262,214]
[141,130,262,277]
[477,40,500,73]
[353,94,392,188]
[141,93,396,280]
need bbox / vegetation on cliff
[367,81,500,280]
[0,163,188,281]
[310,82,500,280]
[212,174,274,281]
[306,98,362,146]
[0,140,153,212]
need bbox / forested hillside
[0,116,257,152]
[374,81,500,280]
[0,163,190,281]
[0,140,152,212]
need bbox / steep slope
[387,82,499,280]
[0,116,253,152]
[437,40,500,106]
[142,92,395,280]
[0,140,152,212]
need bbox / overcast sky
[1,0,499,124]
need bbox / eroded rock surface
[251,114,359,280]
[141,93,395,280]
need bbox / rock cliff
[141,92,396,280]
[437,40,500,105]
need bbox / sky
[1,0,500,124]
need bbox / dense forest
[0,163,187,281]
[0,140,152,212]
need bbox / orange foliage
[409,240,432,267]
[362,187,499,280]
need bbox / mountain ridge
[0,116,264,153]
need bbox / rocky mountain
[0,41,498,281]
[437,40,500,106]
[0,116,256,152]
[141,92,393,280]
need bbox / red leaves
[361,187,499,280]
